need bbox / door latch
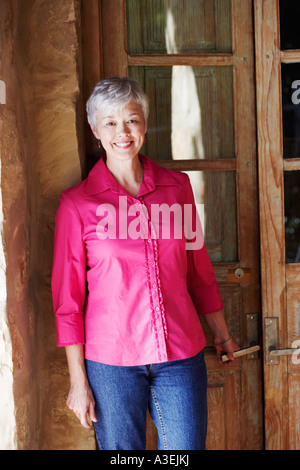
[265,317,300,364]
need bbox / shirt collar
[84,154,179,197]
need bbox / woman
[51,77,239,450]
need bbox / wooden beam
[128,53,233,67]
[101,0,128,77]
[157,158,236,171]
[283,158,300,171]
[254,0,288,450]
[281,50,300,63]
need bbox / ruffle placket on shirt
[139,195,170,363]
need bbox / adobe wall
[0,0,95,449]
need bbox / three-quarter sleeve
[185,178,224,316]
[51,193,86,346]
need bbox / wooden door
[81,0,263,450]
[255,0,300,450]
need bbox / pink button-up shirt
[51,155,223,366]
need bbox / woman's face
[91,100,147,164]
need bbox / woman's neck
[105,155,144,197]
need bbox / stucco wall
[0,0,95,449]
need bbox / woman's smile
[114,141,134,149]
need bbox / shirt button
[152,284,157,289]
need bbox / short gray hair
[86,77,149,129]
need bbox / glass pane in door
[280,0,300,50]
[130,66,235,160]
[126,0,232,54]
[185,170,238,262]
[281,63,300,158]
[284,171,300,263]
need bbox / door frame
[80,0,300,450]
[81,0,264,449]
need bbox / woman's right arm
[52,194,96,428]
[65,345,97,429]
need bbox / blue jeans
[85,350,207,450]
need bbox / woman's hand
[65,344,97,428]
[66,381,97,428]
[204,310,240,366]
[213,336,240,365]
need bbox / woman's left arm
[204,310,240,365]
[183,176,240,364]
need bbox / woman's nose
[117,122,129,135]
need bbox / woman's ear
[90,124,99,139]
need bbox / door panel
[287,266,300,448]
[206,368,241,450]
[81,0,263,449]
[255,0,300,449]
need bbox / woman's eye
[106,122,115,126]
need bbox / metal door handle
[269,347,300,357]
[265,317,300,364]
